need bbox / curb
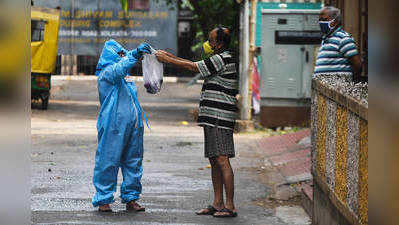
[301,183,314,218]
[51,75,180,83]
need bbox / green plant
[155,0,240,58]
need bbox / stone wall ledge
[312,79,368,121]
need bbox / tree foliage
[156,0,240,54]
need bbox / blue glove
[129,42,151,59]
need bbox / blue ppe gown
[92,39,146,207]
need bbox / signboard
[34,0,177,55]
[275,30,322,45]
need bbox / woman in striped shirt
[155,27,238,218]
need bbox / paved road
[31,78,310,225]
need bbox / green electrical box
[258,6,322,127]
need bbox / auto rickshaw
[31,6,60,109]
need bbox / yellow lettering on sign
[60,20,91,28]
[67,20,91,28]
[105,11,113,18]
[92,11,99,18]
[161,12,168,18]
[86,10,92,18]
[107,20,114,27]
[118,11,125,19]
[128,20,141,28]
[61,10,70,18]
[60,20,68,27]
[99,20,108,27]
[79,10,85,18]
[109,20,120,27]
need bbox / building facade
[33,0,178,75]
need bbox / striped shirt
[195,51,238,130]
[314,27,359,77]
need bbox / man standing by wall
[155,27,238,218]
[315,6,363,82]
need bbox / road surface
[31,77,310,225]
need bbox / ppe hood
[95,39,127,76]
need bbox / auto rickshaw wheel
[40,92,49,110]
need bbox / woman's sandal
[195,205,219,215]
[126,201,145,212]
[98,208,112,212]
[212,208,238,218]
[98,205,112,213]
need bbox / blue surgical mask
[319,19,335,34]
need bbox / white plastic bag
[142,46,163,94]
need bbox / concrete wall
[311,79,368,225]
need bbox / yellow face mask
[202,41,214,55]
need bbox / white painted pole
[239,0,250,121]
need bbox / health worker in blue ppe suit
[92,39,151,212]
